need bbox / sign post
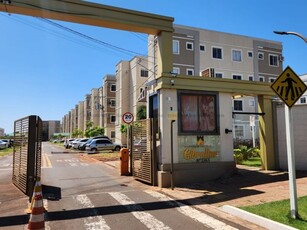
[271,66,307,219]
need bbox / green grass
[241,196,307,229]
[0,147,13,157]
[240,157,262,167]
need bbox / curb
[220,205,298,230]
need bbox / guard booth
[12,115,42,198]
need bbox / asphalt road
[0,142,252,230]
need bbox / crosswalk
[45,190,239,230]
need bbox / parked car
[79,136,111,151]
[0,139,10,148]
[71,138,89,149]
[0,140,7,149]
[85,138,121,153]
[133,139,147,152]
[64,138,75,149]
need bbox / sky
[1,0,307,134]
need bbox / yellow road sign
[271,66,307,108]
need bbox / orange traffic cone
[26,179,43,214]
[27,193,45,229]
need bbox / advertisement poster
[178,135,220,163]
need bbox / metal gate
[130,119,156,185]
[12,115,42,197]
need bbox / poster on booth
[178,135,220,163]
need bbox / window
[179,93,218,134]
[140,68,148,77]
[172,67,180,75]
[110,115,116,123]
[200,44,205,52]
[248,75,254,81]
[233,100,243,111]
[234,125,244,137]
[173,40,180,54]
[109,99,116,107]
[232,49,242,62]
[212,47,222,59]
[111,131,116,138]
[249,99,255,107]
[259,76,264,82]
[247,51,253,59]
[186,42,193,50]
[233,74,242,80]
[186,69,194,76]
[269,54,279,67]
[269,77,276,83]
[300,97,306,104]
[215,72,223,78]
[258,52,264,60]
[110,84,116,92]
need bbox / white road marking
[145,190,238,230]
[75,194,110,230]
[109,192,172,230]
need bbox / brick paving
[159,165,307,208]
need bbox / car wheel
[91,148,98,153]
[114,146,121,151]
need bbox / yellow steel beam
[0,0,173,34]
[157,74,275,96]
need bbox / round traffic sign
[122,112,134,124]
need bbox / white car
[71,138,89,149]
[0,140,7,149]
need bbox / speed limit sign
[122,112,134,124]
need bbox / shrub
[233,145,260,162]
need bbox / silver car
[85,138,121,153]
[0,140,7,149]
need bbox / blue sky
[1,0,307,134]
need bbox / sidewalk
[105,160,307,229]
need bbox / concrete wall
[276,104,307,170]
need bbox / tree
[84,126,105,137]
[120,124,128,134]
[71,129,83,138]
[136,105,146,120]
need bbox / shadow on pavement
[173,166,307,205]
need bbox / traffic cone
[26,179,43,214]
[27,193,45,229]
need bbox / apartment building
[154,24,283,142]
[101,74,117,140]
[42,120,61,141]
[61,75,117,140]
[0,128,4,137]
[115,56,148,145]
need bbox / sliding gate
[12,115,42,198]
[130,119,156,185]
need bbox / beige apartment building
[160,25,283,142]
[62,75,117,140]
[115,56,148,145]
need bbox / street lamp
[274,31,307,43]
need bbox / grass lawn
[241,196,307,229]
[0,147,13,157]
[240,157,262,167]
